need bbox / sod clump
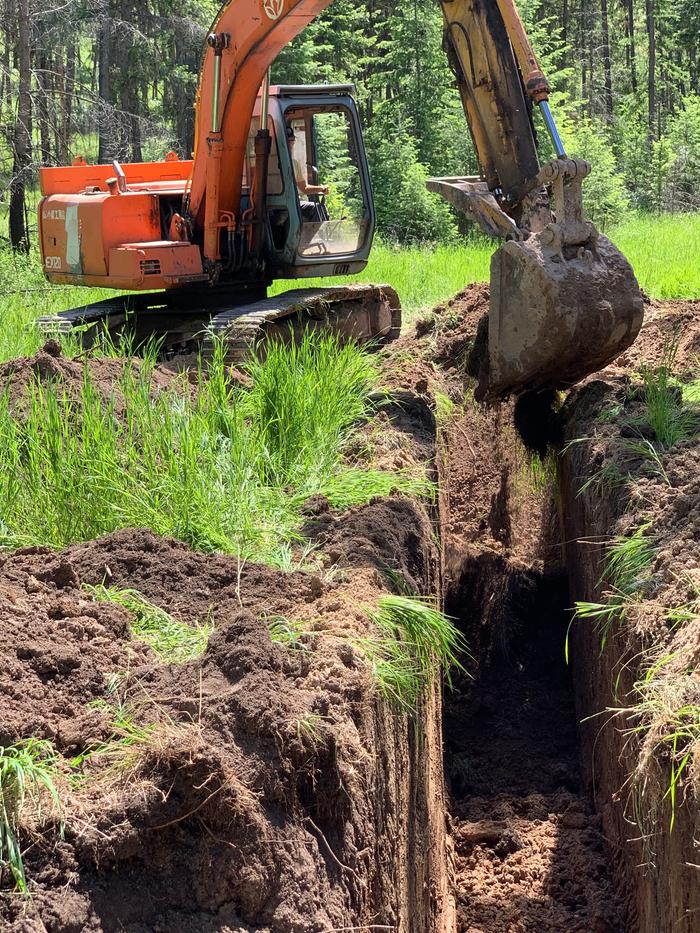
[360,594,469,714]
[84,584,212,663]
[0,333,428,564]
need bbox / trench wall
[560,425,700,933]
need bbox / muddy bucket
[472,228,644,401]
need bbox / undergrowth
[0,333,427,563]
[84,584,212,663]
[0,739,62,893]
[360,595,469,715]
[611,644,700,835]
[637,341,700,449]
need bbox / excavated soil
[0,341,181,414]
[0,499,440,932]
[559,297,700,932]
[0,339,448,933]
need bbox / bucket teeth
[473,228,644,401]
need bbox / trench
[430,372,628,933]
[441,552,623,933]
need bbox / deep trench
[442,553,624,933]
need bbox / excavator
[37,0,644,400]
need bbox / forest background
[0,0,698,250]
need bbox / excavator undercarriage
[38,283,401,365]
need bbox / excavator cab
[248,84,375,279]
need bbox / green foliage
[0,333,417,563]
[366,132,459,244]
[0,739,61,893]
[608,213,700,299]
[267,616,309,650]
[319,467,434,510]
[573,524,656,650]
[637,342,700,449]
[561,115,629,227]
[360,595,469,714]
[84,584,211,663]
[617,650,700,831]
[668,97,700,207]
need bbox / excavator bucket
[429,160,644,401]
[475,228,644,401]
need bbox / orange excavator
[37,0,643,399]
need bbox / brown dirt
[559,297,700,932]
[0,503,442,929]
[0,341,180,413]
[611,296,700,376]
[380,285,625,933]
[2,283,697,933]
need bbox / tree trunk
[9,0,32,252]
[626,0,638,92]
[35,39,53,165]
[59,42,76,163]
[600,0,614,117]
[1,0,11,109]
[97,5,113,163]
[646,0,656,139]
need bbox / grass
[267,615,310,650]
[270,237,493,319]
[359,595,469,715]
[572,524,656,652]
[635,340,700,450]
[0,212,696,356]
[71,705,156,776]
[0,332,427,563]
[614,649,700,832]
[84,584,212,663]
[607,213,700,299]
[0,739,62,893]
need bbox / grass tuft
[636,340,699,449]
[267,615,310,650]
[0,739,62,893]
[573,524,656,651]
[319,467,434,510]
[84,584,211,663]
[615,649,700,832]
[0,332,416,565]
[359,595,469,714]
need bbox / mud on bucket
[471,230,645,401]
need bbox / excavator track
[36,284,401,364]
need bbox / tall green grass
[360,595,469,714]
[608,213,700,299]
[0,739,61,893]
[0,334,427,562]
[270,237,494,318]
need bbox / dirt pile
[0,506,448,926]
[0,341,179,412]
